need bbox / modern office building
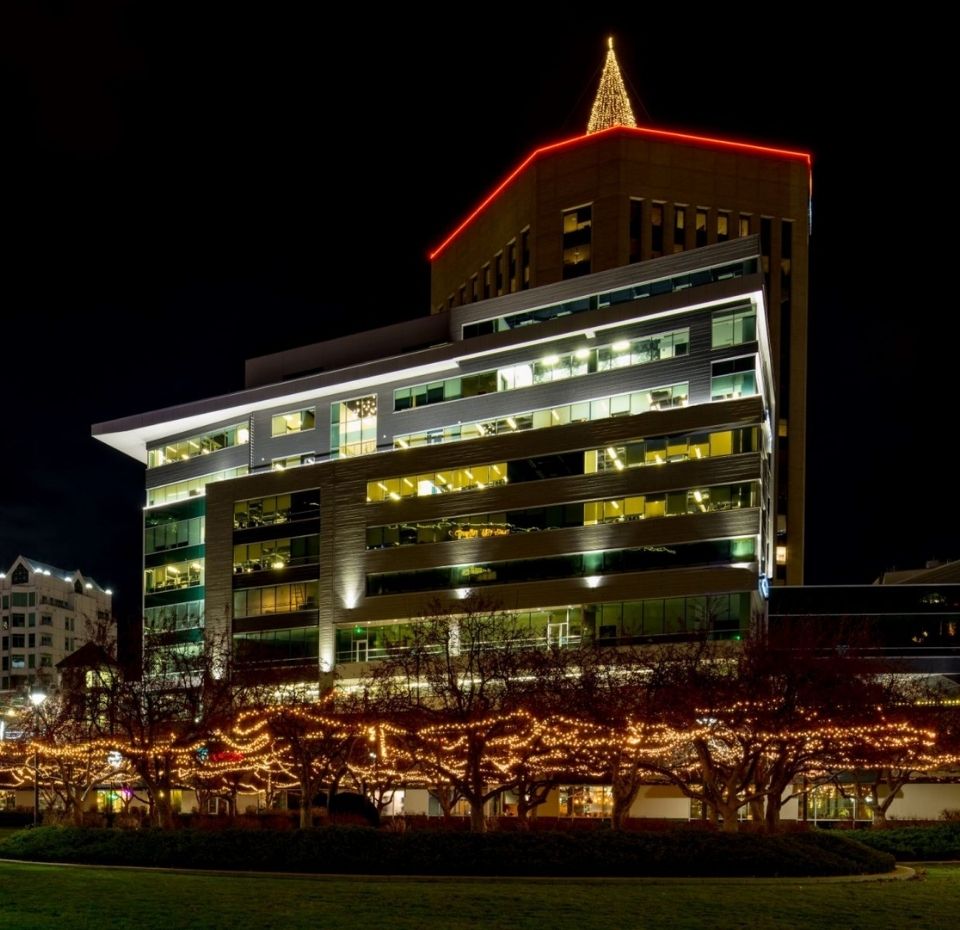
[94,236,775,680]
[0,556,114,693]
[92,43,806,682]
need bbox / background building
[770,559,960,687]
[1,555,114,693]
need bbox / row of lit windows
[233,535,320,574]
[448,196,766,313]
[393,382,690,451]
[366,537,757,597]
[147,423,248,469]
[233,489,320,529]
[2,633,55,649]
[147,467,249,508]
[3,654,53,670]
[144,601,203,633]
[144,515,204,555]
[233,582,319,619]
[1,613,58,628]
[395,328,689,413]
[644,202,753,260]
[461,260,757,338]
[334,607,582,663]
[144,558,203,594]
[365,481,759,549]
[234,626,318,663]
[333,592,750,663]
[367,426,760,503]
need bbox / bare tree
[367,596,548,832]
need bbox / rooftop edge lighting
[429,126,811,261]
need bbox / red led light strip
[429,125,812,261]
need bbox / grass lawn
[0,861,958,929]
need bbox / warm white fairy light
[587,36,637,134]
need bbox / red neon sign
[429,125,812,261]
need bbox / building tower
[430,39,809,585]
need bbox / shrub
[1,826,894,877]
[854,822,960,861]
[0,811,35,828]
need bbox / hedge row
[853,822,960,861]
[0,826,894,877]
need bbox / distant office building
[771,559,960,685]
[1,555,114,693]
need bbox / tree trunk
[611,774,641,831]
[299,761,313,829]
[469,798,487,832]
[154,793,175,829]
[765,793,783,832]
[716,799,741,832]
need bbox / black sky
[1,6,955,654]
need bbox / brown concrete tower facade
[429,58,809,585]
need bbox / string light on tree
[586,36,637,135]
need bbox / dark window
[651,203,664,256]
[674,205,686,251]
[520,229,530,289]
[629,199,643,263]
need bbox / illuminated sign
[451,526,511,540]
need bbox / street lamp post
[29,689,46,827]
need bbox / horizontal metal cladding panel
[364,509,760,574]
[366,454,763,526]
[144,586,205,608]
[233,518,321,545]
[145,444,251,487]
[210,466,329,503]
[252,428,330,469]
[361,397,765,482]
[233,612,320,634]
[347,566,759,625]
[232,563,321,590]
[450,236,761,330]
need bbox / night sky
[1,7,954,655]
